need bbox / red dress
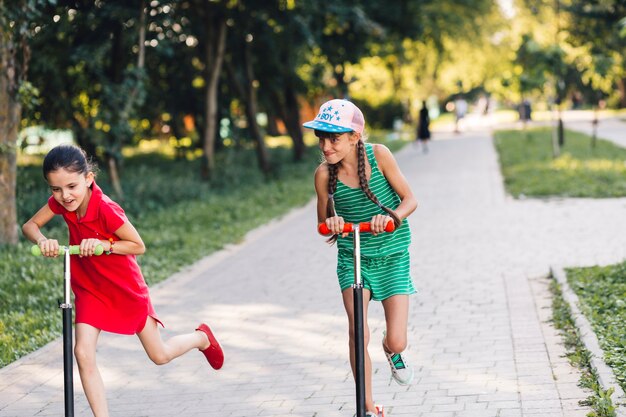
[48,181,163,334]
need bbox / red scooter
[318,221,394,417]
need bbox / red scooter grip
[318,221,395,236]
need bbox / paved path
[2,122,626,417]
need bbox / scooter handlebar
[31,245,104,257]
[318,221,395,236]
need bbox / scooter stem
[353,225,366,417]
[61,249,74,417]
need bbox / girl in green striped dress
[304,99,418,417]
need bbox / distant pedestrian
[416,100,431,153]
[22,144,224,417]
[305,99,418,417]
[518,99,532,121]
[454,97,468,133]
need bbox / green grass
[550,278,617,417]
[494,128,626,198]
[565,263,626,394]
[0,133,411,368]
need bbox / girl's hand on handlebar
[79,238,104,257]
[37,238,59,257]
[370,214,392,236]
[325,216,348,238]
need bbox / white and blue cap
[303,99,365,134]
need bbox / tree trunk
[0,80,20,245]
[0,25,24,245]
[226,46,271,174]
[269,84,305,162]
[72,121,98,160]
[265,110,281,136]
[106,23,125,199]
[106,154,124,198]
[334,64,348,98]
[242,40,270,174]
[282,82,305,162]
[201,7,227,179]
[137,0,146,69]
[102,3,146,199]
[618,77,626,108]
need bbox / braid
[356,140,402,228]
[326,162,339,244]
[327,163,338,218]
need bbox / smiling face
[317,131,360,165]
[46,168,94,214]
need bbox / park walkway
[2,119,626,416]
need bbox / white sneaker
[383,335,414,386]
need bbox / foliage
[550,279,617,417]
[340,0,504,118]
[355,99,405,130]
[24,1,148,173]
[565,0,626,106]
[18,0,626,176]
[299,2,385,96]
[494,128,626,198]
[515,34,567,97]
[565,262,626,394]
[0,0,55,245]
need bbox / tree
[0,0,46,245]
[302,2,384,98]
[252,1,308,162]
[565,0,626,107]
[26,1,148,198]
[223,3,272,174]
[184,0,228,179]
[367,0,500,118]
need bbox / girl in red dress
[22,144,224,417]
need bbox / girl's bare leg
[136,317,209,365]
[381,295,410,354]
[342,288,376,413]
[75,323,109,417]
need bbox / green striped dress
[334,142,415,301]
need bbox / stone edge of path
[551,265,626,415]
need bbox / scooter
[31,244,103,417]
[318,221,394,417]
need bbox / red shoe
[196,323,224,370]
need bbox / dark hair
[325,138,401,243]
[315,130,343,140]
[43,144,97,179]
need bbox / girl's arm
[374,144,418,221]
[22,204,55,243]
[79,220,146,257]
[109,221,146,255]
[314,163,329,224]
[314,163,346,235]
[22,205,60,257]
